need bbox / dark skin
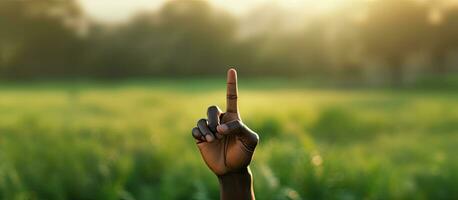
[192,68,259,200]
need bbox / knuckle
[197,118,207,125]
[192,127,198,132]
[208,105,218,111]
[207,105,221,115]
[191,128,200,138]
[226,94,238,100]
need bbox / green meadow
[0,80,457,200]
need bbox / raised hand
[192,68,259,176]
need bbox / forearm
[217,167,255,200]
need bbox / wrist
[217,167,255,200]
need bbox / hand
[191,68,259,176]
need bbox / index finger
[226,68,238,113]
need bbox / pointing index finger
[226,68,238,113]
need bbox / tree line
[0,0,457,85]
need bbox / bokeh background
[0,0,457,199]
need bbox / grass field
[0,80,457,200]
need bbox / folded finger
[192,127,205,143]
[207,105,222,137]
[197,118,216,142]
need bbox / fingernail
[205,134,214,142]
[217,124,228,133]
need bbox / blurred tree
[253,23,329,77]
[0,0,84,79]
[85,0,237,77]
[0,0,456,84]
[157,0,237,75]
[361,0,431,86]
[237,5,330,77]
[430,7,458,74]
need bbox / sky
[78,0,348,23]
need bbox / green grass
[0,80,457,200]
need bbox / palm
[199,113,250,175]
[192,69,258,176]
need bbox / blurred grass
[0,80,457,200]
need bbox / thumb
[217,120,259,151]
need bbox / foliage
[1,0,458,85]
